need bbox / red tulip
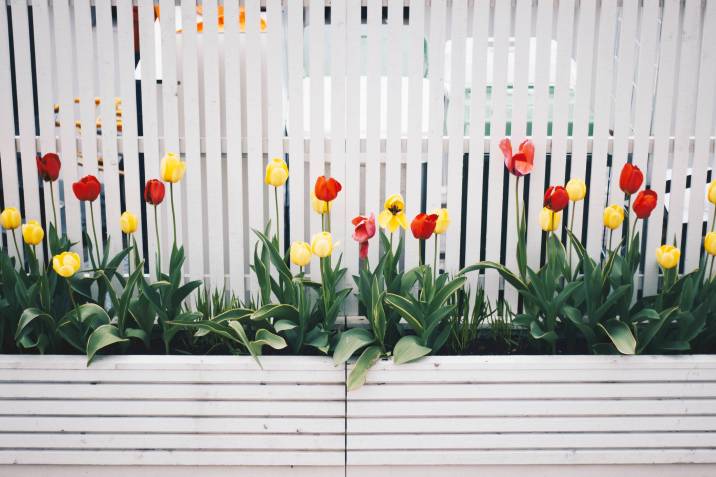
[544,186,570,212]
[144,179,165,205]
[37,152,61,182]
[72,175,101,202]
[632,189,657,219]
[314,176,342,202]
[410,213,438,240]
[352,213,376,259]
[619,163,643,195]
[500,138,534,177]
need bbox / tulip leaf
[333,328,375,365]
[347,345,382,391]
[384,293,423,333]
[392,335,432,365]
[86,324,129,365]
[213,308,254,323]
[251,303,299,322]
[251,329,287,352]
[598,319,636,355]
[15,308,55,341]
[274,319,297,332]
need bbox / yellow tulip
[310,191,332,215]
[704,232,716,256]
[22,220,44,245]
[0,207,21,230]
[53,251,81,278]
[160,152,186,183]
[655,245,680,270]
[566,178,587,202]
[603,204,625,230]
[290,241,312,267]
[377,193,408,233]
[539,207,561,232]
[708,180,716,205]
[120,211,138,234]
[433,208,450,235]
[265,157,289,187]
[311,232,333,258]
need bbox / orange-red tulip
[410,213,438,240]
[632,189,657,219]
[314,176,342,202]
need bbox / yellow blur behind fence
[0,0,715,314]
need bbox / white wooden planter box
[2,355,716,476]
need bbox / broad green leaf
[251,303,299,322]
[86,324,129,364]
[384,293,423,333]
[392,335,432,365]
[15,308,54,340]
[227,321,262,367]
[598,319,636,355]
[213,308,254,323]
[251,329,288,351]
[274,319,297,332]
[347,345,382,391]
[333,328,375,365]
[529,320,558,344]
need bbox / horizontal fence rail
[0,0,715,313]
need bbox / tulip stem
[89,204,101,267]
[433,235,438,273]
[154,205,161,275]
[49,182,58,230]
[170,183,177,248]
[11,229,24,269]
[514,176,521,237]
[67,279,81,322]
[568,203,576,272]
[274,186,280,244]
[711,208,716,233]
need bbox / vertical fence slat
[31,0,57,245]
[568,0,596,253]
[0,2,20,260]
[584,0,617,260]
[666,0,701,252]
[485,0,510,301]
[444,0,467,273]
[643,0,680,294]
[309,0,325,279]
[549,0,575,187]
[267,0,285,253]
[116,0,144,263]
[138,0,162,272]
[404,0,425,271]
[365,0,381,266]
[684,0,716,271]
[96,0,123,256]
[223,0,245,294]
[344,0,361,293]
[74,0,103,258]
[53,0,83,248]
[385,0,402,216]
[287,0,306,249]
[526,0,553,269]
[425,0,446,271]
[465,0,489,290]
[201,0,225,287]
[10,1,41,260]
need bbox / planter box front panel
[0,355,344,475]
[346,355,716,475]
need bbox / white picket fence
[1,0,715,310]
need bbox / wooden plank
[643,0,682,293]
[584,0,618,259]
[116,0,144,258]
[404,0,425,270]
[525,0,554,267]
[444,0,467,273]
[684,0,716,270]
[424,0,446,269]
[96,0,123,256]
[287,0,306,248]
[10,0,41,260]
[1,467,343,477]
[365,0,381,266]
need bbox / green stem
[11,229,23,269]
[433,235,438,273]
[89,203,101,266]
[711,207,716,233]
[170,183,177,247]
[419,240,424,267]
[49,182,58,230]
[67,279,80,321]
[709,255,714,281]
[624,197,632,255]
[568,202,576,272]
[274,186,280,242]
[154,205,161,275]
[514,176,521,235]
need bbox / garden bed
[2,354,716,476]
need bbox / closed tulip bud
[411,213,438,240]
[704,232,716,256]
[22,220,44,245]
[0,207,21,230]
[632,189,658,219]
[314,176,342,202]
[619,163,644,195]
[544,185,570,212]
[656,245,680,270]
[36,152,61,182]
[539,207,561,232]
[72,175,101,202]
[708,180,716,205]
[311,232,333,258]
[603,204,625,230]
[265,157,289,187]
[566,178,587,202]
[120,211,138,234]
[311,191,332,215]
[53,251,81,278]
[290,241,312,267]
[160,153,186,183]
[377,193,408,233]
[144,179,166,205]
[433,208,450,235]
